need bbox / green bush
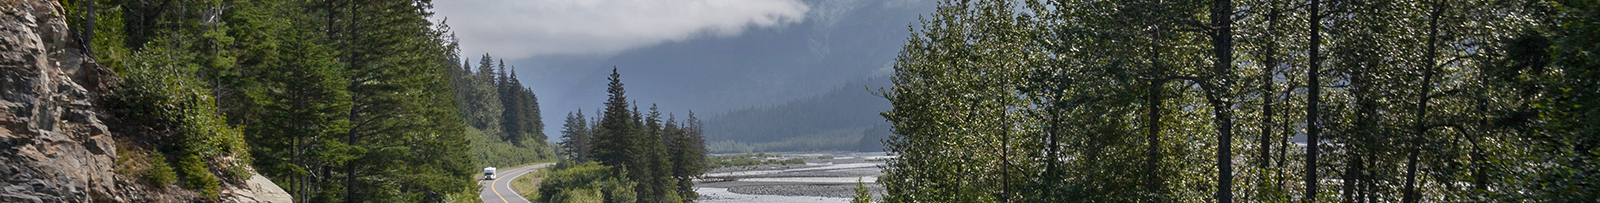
[512,168,543,200]
[144,152,177,187]
[853,177,872,203]
[552,187,602,203]
[468,127,554,168]
[105,42,250,200]
[537,162,637,203]
[177,154,221,199]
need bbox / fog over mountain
[701,77,894,152]
[436,0,936,139]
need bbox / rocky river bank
[694,152,891,203]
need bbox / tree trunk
[83,0,95,55]
[1209,0,1236,200]
[1343,152,1358,203]
[1259,0,1280,171]
[1402,1,1445,202]
[1305,0,1324,200]
[1473,54,1490,193]
[1146,12,1167,199]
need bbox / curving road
[479,163,553,203]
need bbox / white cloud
[434,0,811,60]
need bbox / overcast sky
[437,0,812,59]
[432,0,935,139]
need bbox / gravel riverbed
[694,152,891,202]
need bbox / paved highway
[479,163,553,203]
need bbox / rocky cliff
[0,0,289,202]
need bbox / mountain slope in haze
[515,0,938,138]
[703,77,893,153]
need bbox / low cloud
[435,0,811,60]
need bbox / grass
[502,162,555,201]
[511,168,543,201]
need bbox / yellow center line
[491,168,512,203]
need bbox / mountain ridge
[703,77,893,153]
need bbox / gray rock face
[220,175,292,203]
[0,0,290,202]
[1,1,121,202]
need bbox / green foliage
[451,53,553,169]
[559,110,593,162]
[557,69,706,203]
[853,177,873,203]
[225,1,356,199]
[104,33,251,200]
[454,54,508,137]
[470,127,554,168]
[592,68,639,171]
[143,151,177,187]
[512,168,543,201]
[84,0,482,201]
[880,0,1594,202]
[537,162,638,203]
[1523,0,1600,200]
[178,154,221,199]
[665,116,708,201]
[499,61,546,145]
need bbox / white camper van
[484,167,497,180]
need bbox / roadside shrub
[552,188,602,203]
[537,162,637,203]
[178,154,221,199]
[469,127,554,168]
[144,152,177,187]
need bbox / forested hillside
[704,77,892,153]
[450,53,553,168]
[881,0,1597,202]
[59,0,546,201]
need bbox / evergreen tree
[228,1,351,200]
[634,104,678,203]
[579,68,700,203]
[664,114,706,201]
[317,0,475,201]
[464,54,506,137]
[593,67,638,173]
[561,110,592,162]
[506,70,546,145]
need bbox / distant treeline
[703,78,893,152]
[549,69,709,203]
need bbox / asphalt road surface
[479,163,552,203]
